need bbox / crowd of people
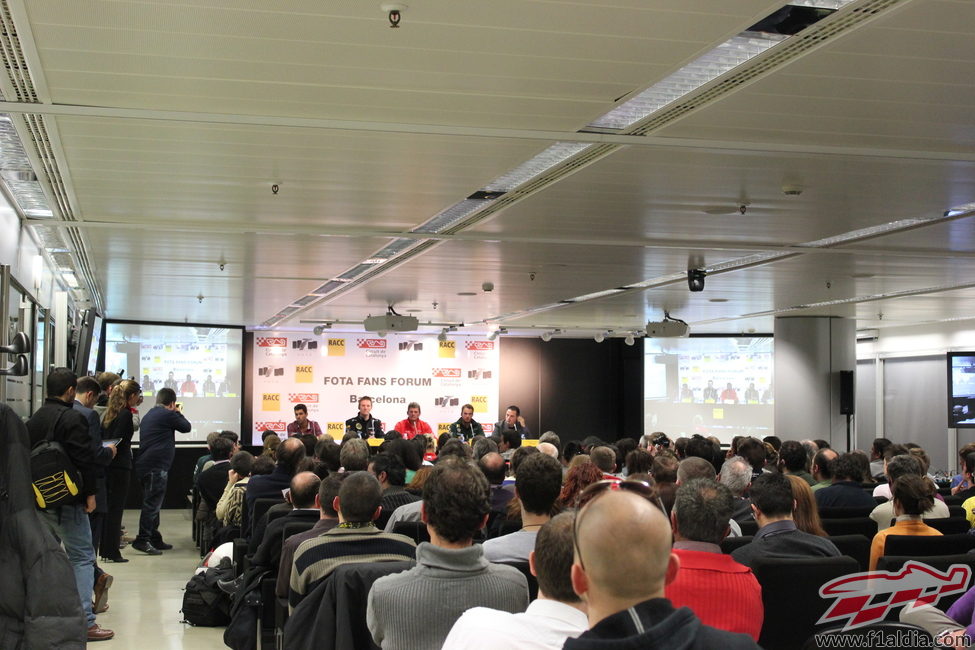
[12,366,975,648]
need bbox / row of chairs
[736,515,969,538]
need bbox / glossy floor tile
[91,509,225,649]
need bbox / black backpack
[30,410,83,509]
[181,559,234,627]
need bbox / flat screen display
[644,336,773,443]
[104,322,243,442]
[949,353,975,428]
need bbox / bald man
[564,490,760,649]
[537,442,559,459]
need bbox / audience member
[952,452,975,500]
[785,475,827,537]
[195,436,234,510]
[652,452,679,513]
[339,438,370,471]
[370,453,421,530]
[731,472,840,568]
[736,437,767,481]
[719,456,753,522]
[814,453,877,509]
[244,437,306,532]
[558,461,603,509]
[625,449,653,477]
[810,448,838,492]
[216,450,254,527]
[96,378,139,567]
[250,471,321,566]
[869,437,893,479]
[676,457,715,484]
[537,442,559,460]
[472,436,499,460]
[290,472,416,610]
[483,453,563,563]
[443,513,587,649]
[439,439,472,460]
[262,431,280,458]
[667,479,763,639]
[849,449,876,484]
[589,447,620,481]
[564,485,759,649]
[275,473,345,598]
[871,455,949,531]
[499,428,523,460]
[367,459,529,648]
[869,474,942,570]
[778,440,815,486]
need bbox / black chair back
[818,506,874,519]
[873,496,888,505]
[498,561,538,601]
[875,554,975,613]
[720,536,753,554]
[392,521,431,545]
[944,495,965,506]
[281,519,317,542]
[802,623,931,649]
[926,517,970,535]
[252,497,284,533]
[883,533,975,557]
[752,555,860,650]
[821,517,876,538]
[827,535,871,572]
[947,505,966,519]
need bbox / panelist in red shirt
[393,402,433,440]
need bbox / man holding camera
[132,387,191,555]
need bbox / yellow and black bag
[30,410,83,508]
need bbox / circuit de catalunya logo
[818,561,971,630]
[256,337,287,347]
[356,339,387,349]
[465,341,494,351]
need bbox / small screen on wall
[948,352,975,428]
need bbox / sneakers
[100,555,129,563]
[131,540,162,555]
[217,575,244,595]
[93,573,112,614]
[151,540,174,551]
[87,624,115,642]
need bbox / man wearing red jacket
[665,478,763,640]
[393,402,432,440]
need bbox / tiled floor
[92,509,225,649]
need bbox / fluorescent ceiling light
[362,258,387,265]
[62,272,79,288]
[483,142,593,192]
[946,203,975,218]
[412,198,490,234]
[788,0,856,8]
[564,289,625,303]
[589,31,788,130]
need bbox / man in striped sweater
[665,479,763,640]
[367,458,529,649]
[288,471,416,611]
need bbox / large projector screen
[644,336,773,443]
[104,322,243,442]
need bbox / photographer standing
[132,388,190,555]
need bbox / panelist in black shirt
[345,395,383,439]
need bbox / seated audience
[810,448,838,492]
[216,450,255,527]
[901,581,975,649]
[953,452,975,501]
[276,473,344,598]
[443,513,588,649]
[262,431,280,459]
[369,453,421,530]
[786,475,827,537]
[339,438,370,471]
[479,451,516,514]
[871,454,949,531]
[719,456,753,523]
[564,483,759,649]
[499,429,522,461]
[558,461,603,510]
[731,472,840,568]
[244,437,305,532]
[652,452,680,513]
[950,443,975,489]
[367,458,529,649]
[871,444,910,499]
[666,479,763,640]
[483,453,563,563]
[249,471,321,568]
[869,475,942,570]
[849,450,876,484]
[813,453,877,509]
[778,440,816,486]
[736,437,768,481]
[505,446,541,488]
[589,447,620,481]
[869,437,892,479]
[626,449,653,477]
[537,441,559,460]
[290,472,416,610]
[195,435,234,510]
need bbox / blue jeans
[40,503,96,627]
[136,469,168,544]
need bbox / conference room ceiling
[6,0,975,337]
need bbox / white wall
[0,195,60,310]
[858,320,975,360]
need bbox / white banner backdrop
[251,331,500,442]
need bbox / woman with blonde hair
[100,380,142,563]
[786,474,827,537]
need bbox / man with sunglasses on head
[564,481,760,649]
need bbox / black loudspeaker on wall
[839,370,855,415]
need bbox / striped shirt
[289,523,416,610]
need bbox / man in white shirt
[443,513,587,649]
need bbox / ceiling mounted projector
[363,313,419,333]
[645,320,689,338]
